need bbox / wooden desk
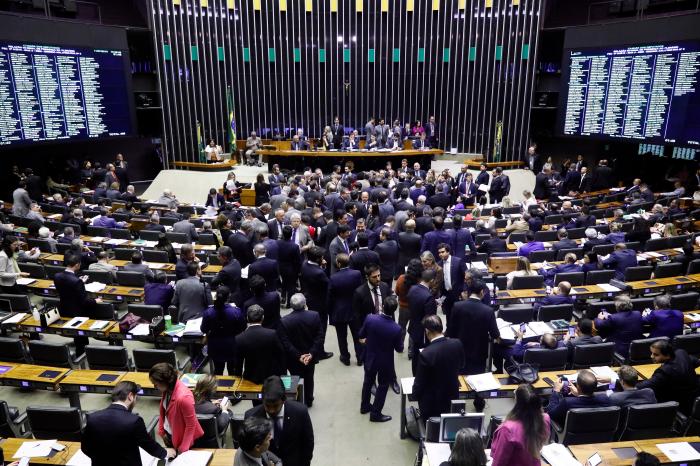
[0,363,69,391]
[259,148,442,158]
[633,363,700,380]
[39,254,222,275]
[569,437,700,465]
[59,370,127,408]
[625,276,698,295]
[463,160,524,169]
[173,159,237,171]
[494,285,615,303]
[26,279,144,302]
[9,316,117,339]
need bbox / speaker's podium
[240,188,256,206]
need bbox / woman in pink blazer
[491,384,550,466]
[149,363,203,453]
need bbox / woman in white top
[521,190,537,210]
[0,236,31,293]
[505,257,538,289]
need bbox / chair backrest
[18,262,45,279]
[556,248,584,261]
[572,342,615,369]
[26,406,84,441]
[585,270,615,285]
[592,244,615,256]
[670,292,699,311]
[108,228,132,240]
[87,226,108,237]
[160,216,178,227]
[567,228,586,240]
[85,345,130,371]
[654,262,684,279]
[27,238,53,253]
[127,304,164,322]
[619,402,679,441]
[193,414,224,448]
[113,248,135,261]
[474,234,490,246]
[512,275,544,290]
[133,349,177,372]
[197,234,218,246]
[139,230,161,241]
[670,234,692,248]
[166,232,188,244]
[554,272,585,287]
[56,243,72,254]
[523,347,569,371]
[0,337,28,363]
[628,337,669,365]
[508,232,527,244]
[645,238,670,252]
[561,406,621,446]
[0,294,31,312]
[116,271,146,287]
[689,259,700,275]
[28,341,73,368]
[529,249,556,263]
[630,297,654,312]
[494,276,507,291]
[0,400,23,437]
[673,334,700,358]
[534,230,558,242]
[498,305,534,324]
[143,249,170,263]
[624,266,653,282]
[82,270,112,285]
[684,397,700,435]
[544,214,563,225]
[586,301,616,320]
[537,304,573,322]
[93,302,116,320]
[44,264,65,279]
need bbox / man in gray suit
[123,251,155,282]
[329,225,352,275]
[289,213,313,253]
[364,117,375,141]
[12,181,32,217]
[607,365,657,408]
[374,118,390,147]
[172,262,212,323]
[172,213,198,243]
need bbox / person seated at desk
[493,331,563,372]
[534,281,575,312]
[106,182,121,200]
[234,417,283,466]
[124,251,155,282]
[582,227,607,253]
[92,182,108,203]
[477,229,507,255]
[175,243,199,280]
[545,369,612,426]
[601,242,637,281]
[57,226,76,245]
[205,188,225,211]
[642,294,684,340]
[172,212,199,243]
[672,242,700,273]
[563,317,602,354]
[605,222,626,245]
[88,251,118,281]
[605,365,657,408]
[385,130,403,151]
[38,226,57,253]
[567,205,597,229]
[121,184,140,203]
[193,374,231,435]
[366,134,380,151]
[594,294,643,358]
[291,134,310,151]
[412,131,430,150]
[539,253,582,286]
[580,251,600,274]
[505,256,538,289]
[516,231,544,259]
[25,202,44,224]
[65,238,97,270]
[342,133,359,151]
[157,189,180,209]
[636,340,700,415]
[92,208,126,229]
[551,228,578,255]
[439,428,488,466]
[144,214,166,232]
[205,139,223,162]
[144,270,174,313]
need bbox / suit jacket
[577,173,591,192]
[421,229,453,258]
[546,392,612,425]
[277,309,324,363]
[200,303,246,362]
[478,238,507,255]
[328,236,351,275]
[349,248,380,278]
[447,298,498,374]
[327,268,363,325]
[248,257,280,292]
[245,400,314,466]
[277,240,302,281]
[268,219,286,241]
[352,281,392,325]
[489,175,510,198]
[26,174,43,201]
[608,388,657,408]
[234,449,282,466]
[602,248,637,280]
[452,228,476,259]
[234,325,286,383]
[428,193,451,210]
[12,188,32,217]
[210,260,241,296]
[412,138,430,150]
[227,231,255,267]
[205,193,225,208]
[243,292,281,329]
[82,404,166,466]
[637,349,700,414]
[173,276,213,323]
[342,138,359,150]
[592,165,614,191]
[398,231,421,270]
[475,171,490,187]
[291,140,310,151]
[359,313,403,373]
[534,172,550,199]
[54,270,96,317]
[552,238,578,254]
[144,282,174,313]
[643,309,684,339]
[407,283,437,349]
[412,337,465,419]
[595,310,643,357]
[172,220,198,243]
[300,262,329,314]
[374,239,399,281]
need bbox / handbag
[118,312,148,333]
[33,305,60,327]
[506,357,539,385]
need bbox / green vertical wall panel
[343,49,351,63]
[190,45,199,61]
[468,46,476,61]
[368,48,375,63]
[268,48,276,62]
[293,48,301,62]
[163,44,171,60]
[319,48,326,62]
[442,48,450,62]
[242,48,250,62]
[495,45,503,61]
[417,48,425,62]
[522,43,530,60]
[392,48,400,62]
[217,47,225,61]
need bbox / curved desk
[259,148,443,171]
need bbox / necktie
[273,415,283,449]
[292,228,297,243]
[373,287,381,313]
[343,240,349,254]
[277,222,283,237]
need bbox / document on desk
[89,320,110,330]
[128,323,151,336]
[656,442,700,461]
[590,366,618,382]
[67,448,159,466]
[540,443,582,466]
[528,321,552,336]
[84,282,107,293]
[469,261,488,272]
[465,373,501,392]
[16,277,36,285]
[4,313,28,324]
[13,439,57,458]
[104,239,128,245]
[400,377,415,395]
[183,317,203,336]
[63,317,88,328]
[597,283,621,293]
[167,450,212,466]
[424,442,451,466]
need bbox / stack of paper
[4,313,28,324]
[465,373,501,392]
[67,448,159,466]
[16,277,36,285]
[183,317,203,336]
[469,261,488,272]
[656,442,700,462]
[591,366,618,382]
[528,321,553,336]
[168,450,212,466]
[104,238,128,245]
[89,320,110,330]
[128,323,151,336]
[84,282,106,293]
[88,237,105,242]
[540,443,582,466]
[13,440,58,458]
[597,283,621,292]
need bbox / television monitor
[438,413,485,443]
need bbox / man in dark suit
[412,132,430,150]
[174,243,198,281]
[290,134,310,151]
[523,145,542,173]
[457,173,479,206]
[564,318,603,356]
[412,315,465,420]
[277,294,324,407]
[398,220,422,271]
[249,244,280,292]
[277,226,302,307]
[244,275,282,329]
[210,246,242,298]
[437,243,463,323]
[407,269,438,374]
[54,254,98,355]
[594,294,643,358]
[426,115,438,147]
[475,164,490,188]
[607,365,657,408]
[82,381,176,465]
[349,233,380,279]
[352,263,393,362]
[328,224,352,275]
[420,216,452,259]
[299,246,332,360]
[533,167,552,200]
[637,340,700,415]
[477,229,507,255]
[327,254,364,366]
[331,116,344,148]
[562,166,581,195]
[24,168,43,202]
[268,209,286,241]
[546,369,612,425]
[428,185,451,210]
[488,167,510,204]
[602,243,638,280]
[552,228,578,256]
[235,305,286,384]
[245,376,314,466]
[451,215,476,259]
[592,159,614,190]
[446,282,498,375]
[578,166,592,193]
[227,223,255,267]
[359,295,403,422]
[374,228,399,287]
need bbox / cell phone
[568,326,576,337]
[560,377,569,390]
[519,323,527,333]
[587,452,602,466]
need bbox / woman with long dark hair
[155,233,177,263]
[0,236,29,293]
[491,384,550,466]
[199,286,246,375]
[254,173,271,206]
[439,428,487,466]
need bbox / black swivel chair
[529,250,556,263]
[0,337,29,363]
[497,306,534,324]
[193,414,228,448]
[537,304,573,322]
[534,230,558,242]
[166,232,188,244]
[673,334,700,358]
[617,402,679,441]
[645,238,670,252]
[670,292,699,311]
[133,349,190,373]
[556,249,584,261]
[682,397,700,435]
[108,228,132,240]
[116,271,146,287]
[615,337,669,365]
[654,262,684,278]
[81,270,113,285]
[512,275,544,290]
[26,406,86,441]
[93,302,117,320]
[85,345,132,371]
[28,341,86,369]
[18,262,46,279]
[553,406,621,446]
[143,250,170,263]
[197,234,218,246]
[523,347,568,371]
[585,270,615,285]
[0,400,31,438]
[624,266,653,282]
[128,304,164,322]
[687,259,700,275]
[113,248,134,261]
[139,230,162,241]
[0,294,32,312]
[554,272,585,287]
[571,342,616,369]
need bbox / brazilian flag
[227,86,236,152]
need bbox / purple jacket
[518,241,545,258]
[643,309,684,339]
